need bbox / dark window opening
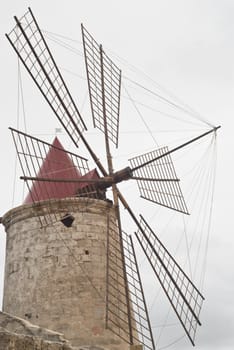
[61,213,75,227]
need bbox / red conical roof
[24,137,85,204]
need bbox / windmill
[4,7,220,350]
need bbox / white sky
[0,1,233,350]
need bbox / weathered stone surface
[0,311,66,341]
[0,312,142,350]
[0,332,72,350]
[0,311,116,349]
[2,198,130,350]
[0,311,73,349]
[76,348,106,350]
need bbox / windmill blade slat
[6,8,86,148]
[82,25,121,148]
[129,146,189,214]
[135,215,204,345]
[106,214,155,349]
[10,128,90,226]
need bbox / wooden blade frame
[129,146,189,214]
[82,24,121,148]
[6,8,87,147]
[82,24,138,347]
[135,215,204,346]
[10,127,89,226]
[106,214,155,349]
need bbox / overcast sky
[0,1,233,350]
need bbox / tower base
[1,197,134,350]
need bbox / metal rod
[132,176,180,182]
[129,235,155,350]
[139,215,204,299]
[135,232,196,346]
[100,45,113,177]
[8,127,88,160]
[132,126,221,172]
[81,24,96,130]
[116,64,122,149]
[105,210,111,330]
[28,7,87,131]
[100,43,133,344]
[134,215,203,346]
[20,175,113,184]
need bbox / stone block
[130,345,143,350]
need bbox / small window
[61,213,74,227]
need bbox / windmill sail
[82,24,121,148]
[135,215,204,346]
[106,214,155,349]
[129,146,189,214]
[6,8,87,147]
[10,128,90,226]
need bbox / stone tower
[2,197,131,350]
[1,138,138,350]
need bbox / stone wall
[0,312,142,350]
[0,311,73,350]
[1,198,131,350]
